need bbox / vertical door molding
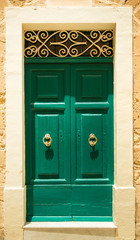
[5,7,134,240]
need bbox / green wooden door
[25,58,113,222]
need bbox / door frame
[5,7,134,240]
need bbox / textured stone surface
[93,0,120,5]
[123,0,140,8]
[135,8,140,21]
[0,0,140,239]
[134,92,140,111]
[134,111,140,129]
[134,147,140,165]
[134,165,140,186]
[133,5,140,231]
[134,35,140,55]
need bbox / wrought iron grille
[24,30,113,57]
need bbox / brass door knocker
[88,133,97,147]
[42,134,52,147]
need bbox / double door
[25,58,113,221]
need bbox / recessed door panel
[31,68,65,102]
[77,113,103,179]
[37,75,59,99]
[27,185,72,220]
[72,185,112,218]
[82,74,103,98]
[35,113,64,180]
[74,67,108,102]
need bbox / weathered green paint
[27,185,112,221]
[25,57,114,221]
[25,63,71,185]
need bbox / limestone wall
[0,0,140,239]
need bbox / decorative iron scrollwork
[24,30,113,58]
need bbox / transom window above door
[24,30,113,58]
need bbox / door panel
[25,63,71,185]
[75,69,108,102]
[77,113,103,179]
[31,69,65,102]
[27,185,72,220]
[71,185,112,218]
[35,113,64,180]
[71,63,113,185]
[25,59,113,221]
[37,75,60,100]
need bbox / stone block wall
[0,0,140,239]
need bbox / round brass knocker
[88,133,97,147]
[42,134,52,147]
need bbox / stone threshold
[24,222,117,229]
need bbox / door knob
[88,133,97,147]
[43,134,52,147]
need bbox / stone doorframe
[5,6,135,240]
